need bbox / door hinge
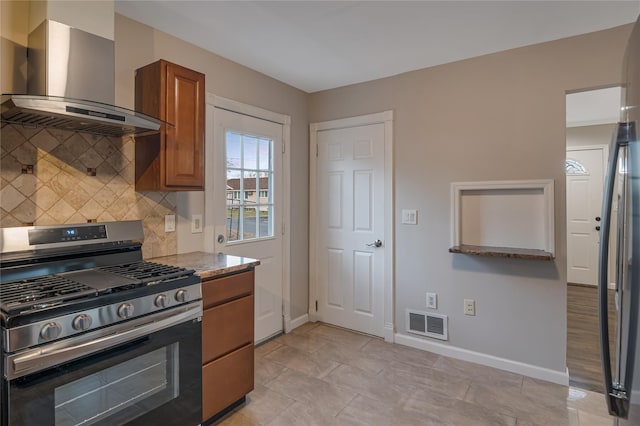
[315,300,318,311]
[281,222,285,235]
[282,142,285,154]
[316,144,318,157]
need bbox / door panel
[316,123,385,337]
[353,250,373,314]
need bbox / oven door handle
[7,302,202,380]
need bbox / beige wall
[309,24,633,372]
[114,14,310,319]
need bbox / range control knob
[117,303,135,319]
[154,294,168,308]
[40,322,62,340]
[72,314,93,331]
[175,289,188,303]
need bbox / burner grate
[0,262,195,315]
[0,275,97,313]
[98,261,193,284]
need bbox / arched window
[565,158,589,175]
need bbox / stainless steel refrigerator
[599,13,640,426]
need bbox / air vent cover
[406,309,448,341]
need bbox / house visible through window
[226,132,274,241]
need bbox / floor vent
[406,309,448,341]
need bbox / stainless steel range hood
[1,20,160,137]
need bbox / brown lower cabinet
[201,270,255,423]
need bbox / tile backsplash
[0,124,177,258]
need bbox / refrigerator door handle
[599,122,636,419]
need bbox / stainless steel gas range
[0,220,202,426]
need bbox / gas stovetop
[0,220,203,362]
[0,221,202,328]
[0,261,195,315]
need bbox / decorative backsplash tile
[0,124,177,258]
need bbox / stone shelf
[449,244,554,261]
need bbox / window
[566,158,588,175]
[226,132,274,241]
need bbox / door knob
[367,240,383,248]
[217,234,225,244]
[596,226,601,231]
[595,216,601,222]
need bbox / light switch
[401,209,418,225]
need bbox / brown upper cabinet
[134,60,205,191]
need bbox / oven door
[3,305,202,426]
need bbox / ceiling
[115,1,640,93]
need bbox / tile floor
[217,322,612,426]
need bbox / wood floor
[566,283,616,393]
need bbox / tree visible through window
[226,132,274,241]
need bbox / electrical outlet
[426,292,437,309]
[464,299,476,316]
[164,215,176,232]
[191,214,203,233]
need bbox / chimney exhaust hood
[1,20,161,137]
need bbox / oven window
[54,344,179,426]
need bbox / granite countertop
[149,252,260,280]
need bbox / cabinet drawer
[202,343,254,422]
[202,295,254,363]
[202,270,254,308]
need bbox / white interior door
[314,122,386,337]
[566,146,606,286]
[212,107,283,342]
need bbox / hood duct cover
[1,20,161,137]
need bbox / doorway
[204,95,291,344]
[565,87,620,392]
[309,111,394,341]
[566,144,606,286]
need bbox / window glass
[226,132,274,242]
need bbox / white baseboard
[285,313,309,333]
[394,333,569,386]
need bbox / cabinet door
[202,295,254,364]
[202,343,254,422]
[165,63,205,188]
[202,270,254,309]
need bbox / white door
[212,107,283,342]
[566,146,606,286]
[314,122,386,337]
